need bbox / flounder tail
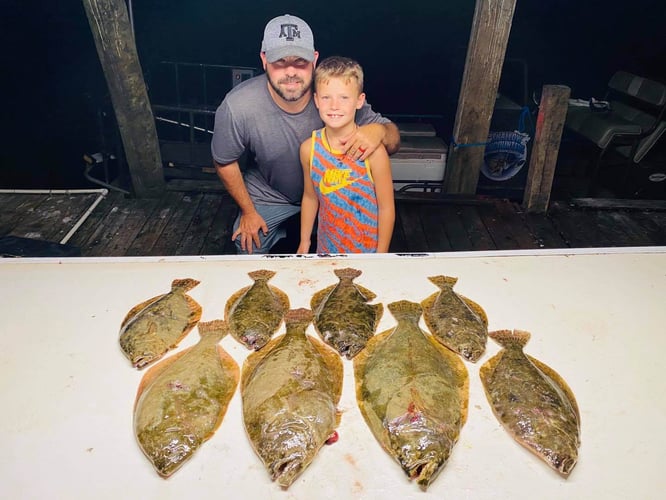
[489,329,531,349]
[171,278,200,292]
[248,269,276,282]
[284,308,313,329]
[427,275,458,290]
[197,319,229,343]
[388,300,423,323]
[334,267,362,281]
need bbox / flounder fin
[489,329,531,349]
[171,278,200,292]
[334,267,362,281]
[388,300,422,322]
[248,269,276,282]
[427,275,458,290]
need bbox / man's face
[261,54,318,103]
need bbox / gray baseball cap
[261,14,315,63]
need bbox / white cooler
[390,135,448,191]
[397,122,437,137]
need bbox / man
[212,14,400,254]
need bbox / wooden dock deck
[1,188,664,258]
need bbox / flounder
[119,278,202,369]
[479,329,581,477]
[225,269,289,350]
[133,319,239,478]
[241,308,343,489]
[311,267,382,359]
[421,275,488,362]
[354,300,469,491]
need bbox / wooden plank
[397,203,428,253]
[69,191,124,251]
[440,206,474,251]
[456,205,496,251]
[421,206,453,252]
[630,211,666,246]
[82,196,149,257]
[0,194,46,236]
[43,194,101,243]
[445,0,517,194]
[166,179,226,193]
[124,191,186,256]
[547,204,615,247]
[200,195,238,255]
[150,193,204,255]
[476,202,522,250]
[82,0,165,197]
[90,197,161,256]
[570,198,666,211]
[493,200,541,249]
[523,212,569,249]
[523,84,571,213]
[595,210,660,247]
[7,194,93,242]
[176,193,224,255]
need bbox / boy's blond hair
[314,56,364,94]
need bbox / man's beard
[267,74,312,102]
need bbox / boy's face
[314,77,366,129]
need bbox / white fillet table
[1,248,664,499]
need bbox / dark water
[3,0,664,188]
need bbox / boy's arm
[369,146,395,253]
[298,139,318,254]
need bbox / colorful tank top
[309,129,379,253]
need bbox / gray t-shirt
[211,74,390,204]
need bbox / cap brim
[264,46,315,63]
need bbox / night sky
[3,0,664,188]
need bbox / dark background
[2,0,664,188]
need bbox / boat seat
[565,71,666,195]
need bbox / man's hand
[340,122,400,160]
[232,211,268,254]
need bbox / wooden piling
[82,0,165,198]
[523,85,571,213]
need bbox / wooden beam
[522,85,571,213]
[82,0,165,198]
[445,0,517,194]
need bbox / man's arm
[380,122,401,155]
[214,160,267,253]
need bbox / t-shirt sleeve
[355,101,392,126]
[211,99,247,166]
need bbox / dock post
[82,0,166,198]
[523,85,571,213]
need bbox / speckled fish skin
[311,267,383,359]
[479,329,581,477]
[225,269,289,350]
[241,308,343,489]
[133,320,239,478]
[421,275,488,362]
[354,301,469,491]
[119,278,202,369]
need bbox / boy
[297,56,395,254]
